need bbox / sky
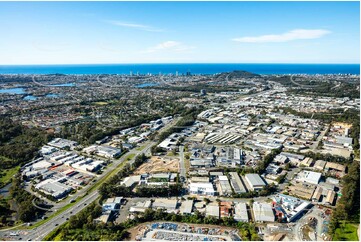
[0,1,359,64]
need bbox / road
[179,146,186,180]
[0,120,177,241]
[294,207,325,241]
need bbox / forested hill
[0,117,50,169]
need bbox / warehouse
[296,171,322,185]
[179,200,194,215]
[35,179,73,199]
[253,202,275,222]
[234,202,249,222]
[229,172,247,194]
[325,190,336,205]
[152,198,178,213]
[244,174,267,191]
[312,186,323,202]
[205,203,220,218]
[218,176,233,196]
[189,182,216,196]
[313,160,327,171]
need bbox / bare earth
[133,156,179,174]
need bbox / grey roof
[229,172,247,193]
[245,174,267,187]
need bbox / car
[70,211,73,214]
[55,224,59,226]
[66,218,69,221]
[18,238,22,240]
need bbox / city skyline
[0,1,359,65]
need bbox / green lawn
[0,165,19,188]
[136,145,147,151]
[333,223,359,241]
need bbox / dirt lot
[133,156,179,174]
[332,122,353,129]
[127,221,239,241]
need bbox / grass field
[0,165,19,188]
[333,223,359,241]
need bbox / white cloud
[143,41,195,53]
[105,20,164,32]
[232,29,331,43]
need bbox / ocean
[0,63,359,75]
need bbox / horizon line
[0,62,360,66]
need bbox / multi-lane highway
[0,120,177,241]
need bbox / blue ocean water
[0,64,359,75]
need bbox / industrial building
[312,186,323,202]
[48,138,78,150]
[244,174,267,191]
[252,202,275,222]
[229,172,247,194]
[325,190,336,205]
[206,203,220,218]
[152,198,178,213]
[273,194,311,222]
[179,200,194,215]
[83,145,121,158]
[35,179,73,199]
[217,176,233,196]
[234,202,249,222]
[188,182,216,196]
[296,171,322,185]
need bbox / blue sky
[0,1,359,64]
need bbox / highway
[0,120,177,241]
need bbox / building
[273,194,312,222]
[129,201,152,213]
[83,145,121,158]
[121,175,141,188]
[179,200,194,215]
[190,159,214,168]
[35,179,73,199]
[288,183,316,200]
[220,202,233,218]
[312,186,323,202]
[325,162,346,173]
[48,138,78,150]
[297,171,322,185]
[313,160,327,171]
[229,172,247,194]
[301,157,314,167]
[190,176,210,183]
[244,174,267,191]
[189,182,216,196]
[325,190,336,205]
[218,176,233,196]
[205,203,220,218]
[253,202,275,222]
[234,202,249,222]
[152,198,178,213]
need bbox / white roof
[253,202,275,222]
[189,182,215,193]
[234,203,249,221]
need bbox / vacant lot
[134,156,179,174]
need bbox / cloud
[232,29,331,43]
[143,41,195,53]
[105,20,164,32]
